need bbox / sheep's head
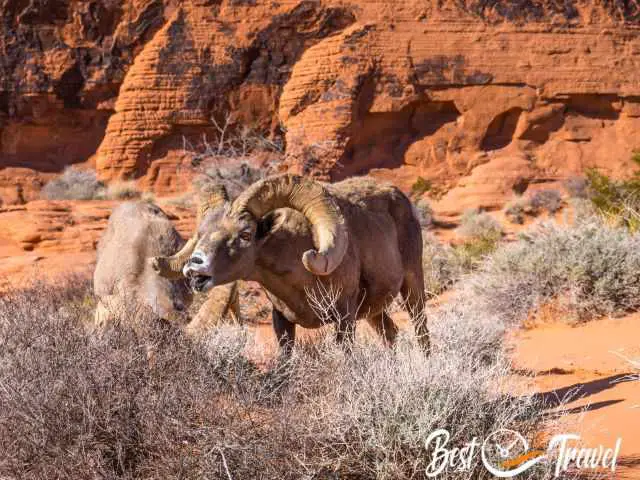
[154,174,349,293]
[150,184,229,281]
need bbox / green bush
[585,168,640,231]
[410,176,432,197]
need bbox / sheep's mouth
[190,274,213,293]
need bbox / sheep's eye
[239,231,252,242]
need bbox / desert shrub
[41,166,104,200]
[468,219,640,325]
[567,197,598,223]
[457,209,503,240]
[585,168,640,231]
[0,277,571,480]
[454,209,503,268]
[422,234,463,296]
[563,176,589,199]
[411,176,432,197]
[282,335,548,480]
[504,196,529,224]
[102,180,142,200]
[185,115,283,166]
[504,190,563,224]
[182,115,284,200]
[0,281,291,479]
[529,189,563,213]
[414,198,434,227]
[193,159,274,200]
[164,192,195,209]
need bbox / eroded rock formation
[1,0,640,211]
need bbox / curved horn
[231,174,348,276]
[152,184,229,279]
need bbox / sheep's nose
[189,252,206,265]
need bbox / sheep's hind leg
[401,272,430,354]
[272,308,296,356]
[366,311,398,347]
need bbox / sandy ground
[510,315,640,479]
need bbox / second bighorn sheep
[95,187,239,332]
[152,174,429,352]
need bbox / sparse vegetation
[193,159,277,200]
[454,209,503,268]
[529,189,563,214]
[41,166,104,200]
[563,176,589,199]
[41,167,151,202]
[100,180,144,200]
[504,196,530,224]
[414,198,434,227]
[422,234,463,297]
[411,176,432,197]
[504,189,563,224]
[585,167,640,231]
[468,219,640,325]
[0,277,566,479]
[183,115,283,168]
[457,208,503,240]
[182,116,285,201]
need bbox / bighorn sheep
[152,174,429,352]
[94,195,239,331]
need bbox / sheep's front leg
[335,311,356,347]
[272,308,296,356]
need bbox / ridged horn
[152,184,229,279]
[231,174,348,276]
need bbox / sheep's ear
[256,211,280,240]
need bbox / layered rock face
[1,0,640,209]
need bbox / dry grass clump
[41,167,153,202]
[504,189,563,224]
[97,180,147,201]
[563,176,589,199]
[422,234,464,297]
[467,219,640,325]
[414,198,434,227]
[457,208,503,240]
[455,209,503,269]
[41,166,104,200]
[529,189,563,214]
[0,276,568,479]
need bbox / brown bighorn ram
[152,174,429,352]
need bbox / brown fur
[182,175,429,351]
[94,202,192,328]
[93,201,240,331]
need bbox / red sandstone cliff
[2,1,640,276]
[1,1,640,207]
